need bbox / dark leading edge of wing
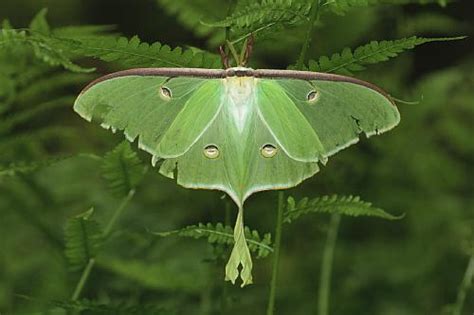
[79,68,396,105]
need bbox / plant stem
[70,189,135,300]
[225,0,235,42]
[230,23,276,46]
[9,176,64,252]
[266,191,285,315]
[452,254,474,315]
[200,279,212,315]
[220,271,229,313]
[220,200,232,313]
[71,258,95,301]
[318,213,341,315]
[103,189,135,238]
[296,0,322,69]
[226,40,241,66]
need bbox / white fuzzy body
[224,75,256,133]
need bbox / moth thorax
[225,77,255,133]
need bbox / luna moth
[74,66,400,287]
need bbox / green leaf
[29,8,50,34]
[0,96,75,135]
[398,13,466,36]
[324,0,371,15]
[12,63,52,88]
[303,36,466,75]
[151,222,273,259]
[0,28,27,46]
[1,9,113,73]
[58,35,222,69]
[284,195,403,223]
[156,0,226,39]
[204,0,311,38]
[14,72,94,105]
[101,141,146,197]
[380,0,448,6]
[0,126,77,155]
[96,256,208,293]
[31,33,96,73]
[53,24,117,39]
[54,299,175,315]
[0,156,71,177]
[324,0,449,15]
[0,29,94,73]
[1,19,13,30]
[64,208,103,271]
[0,73,15,113]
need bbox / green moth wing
[74,73,223,159]
[160,76,320,206]
[256,80,325,162]
[74,67,400,287]
[157,80,223,157]
[272,78,399,158]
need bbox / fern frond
[2,21,221,71]
[15,72,93,105]
[398,13,465,36]
[152,222,273,258]
[0,126,76,154]
[29,8,50,34]
[324,0,370,15]
[96,256,209,292]
[0,74,15,113]
[0,96,74,134]
[0,28,27,46]
[54,299,174,315]
[0,153,100,177]
[0,156,70,177]
[13,63,53,88]
[325,0,448,15]
[1,19,13,30]
[1,9,108,73]
[156,0,226,38]
[284,195,402,223]
[205,0,311,38]
[378,0,448,6]
[101,141,146,197]
[30,33,96,73]
[58,35,222,69]
[64,208,103,271]
[303,36,465,75]
[0,29,94,73]
[53,25,117,39]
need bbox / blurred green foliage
[0,0,473,314]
